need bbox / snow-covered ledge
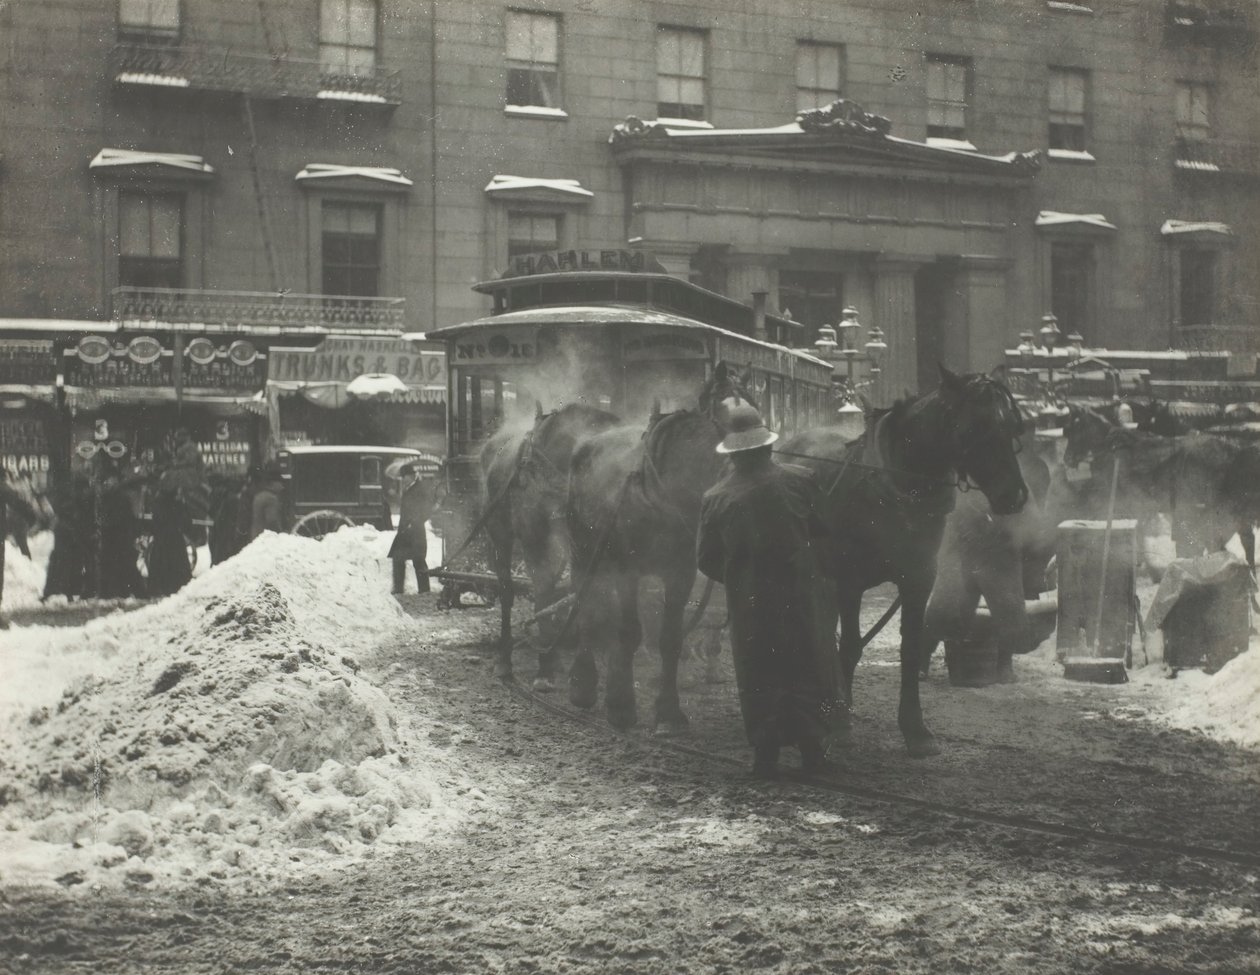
[1047,148,1096,163]
[484,175,593,199]
[505,105,569,120]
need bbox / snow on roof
[89,149,214,175]
[1036,210,1117,231]
[484,175,593,198]
[115,72,190,88]
[1161,220,1233,237]
[295,163,412,186]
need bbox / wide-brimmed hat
[716,403,778,454]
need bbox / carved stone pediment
[609,116,674,146]
[796,100,892,137]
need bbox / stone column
[870,257,922,407]
[724,255,777,310]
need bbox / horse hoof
[905,735,941,759]
[567,651,598,710]
[531,677,556,693]
[652,716,690,738]
[606,704,638,731]
[494,662,513,681]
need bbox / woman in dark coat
[146,485,193,596]
[43,473,92,601]
[389,464,438,594]
[95,469,145,599]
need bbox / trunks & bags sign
[268,336,446,386]
[64,335,267,390]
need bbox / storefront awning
[268,380,444,407]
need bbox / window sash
[1180,250,1216,326]
[506,10,558,64]
[657,27,705,117]
[120,193,182,259]
[1050,243,1092,336]
[796,42,843,111]
[321,203,381,297]
[926,57,969,137]
[507,212,560,257]
[320,0,377,72]
[119,0,179,30]
[1176,82,1211,140]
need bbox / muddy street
[4,590,1259,975]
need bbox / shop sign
[269,336,446,385]
[508,248,653,277]
[65,337,267,391]
[622,328,710,361]
[0,338,57,385]
[186,337,217,365]
[0,416,50,482]
[197,418,253,474]
[451,328,537,366]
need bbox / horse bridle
[949,378,1025,494]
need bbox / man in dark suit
[390,463,438,594]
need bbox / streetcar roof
[423,304,833,370]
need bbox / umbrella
[346,373,409,400]
[385,457,419,479]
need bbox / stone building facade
[1,0,1257,419]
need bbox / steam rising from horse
[565,363,750,732]
[480,403,621,684]
[779,367,1028,757]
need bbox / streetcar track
[506,678,1260,871]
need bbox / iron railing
[1174,138,1260,179]
[111,42,402,104]
[112,287,406,332]
[1172,324,1260,354]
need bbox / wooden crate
[1055,519,1137,660]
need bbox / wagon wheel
[292,510,356,539]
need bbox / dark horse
[1061,403,1257,567]
[480,402,621,685]
[565,363,749,732]
[779,366,1028,757]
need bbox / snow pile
[1151,647,1260,748]
[0,528,479,890]
[2,532,51,611]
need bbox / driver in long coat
[697,404,843,779]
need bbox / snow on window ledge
[1046,1,1094,13]
[652,117,714,130]
[926,136,978,152]
[116,72,190,88]
[505,105,569,119]
[317,90,388,104]
[1047,148,1096,163]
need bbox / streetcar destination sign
[508,248,655,277]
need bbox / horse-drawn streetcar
[425,254,837,501]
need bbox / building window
[322,202,381,297]
[1175,81,1211,141]
[1050,242,1092,337]
[320,0,377,77]
[796,42,843,112]
[1180,249,1216,326]
[507,212,560,259]
[1048,67,1089,151]
[506,10,560,110]
[119,192,183,289]
[926,54,970,141]
[656,26,706,121]
[118,0,180,42]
